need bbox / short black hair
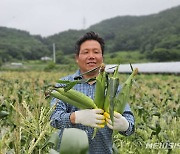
[75,31,105,55]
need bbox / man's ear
[75,55,78,63]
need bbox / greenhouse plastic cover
[106,61,180,74]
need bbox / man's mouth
[87,62,96,65]
[87,62,96,67]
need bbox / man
[50,31,135,154]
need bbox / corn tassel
[114,68,138,114]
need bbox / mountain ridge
[0,5,180,63]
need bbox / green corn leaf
[114,84,131,114]
[60,128,89,154]
[92,128,98,139]
[57,78,96,92]
[49,149,59,154]
[0,111,9,119]
[56,80,72,84]
[115,68,138,114]
[41,131,60,150]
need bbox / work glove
[75,109,105,128]
[104,111,129,131]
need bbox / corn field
[0,71,179,154]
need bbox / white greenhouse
[106,61,180,74]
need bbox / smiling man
[75,32,104,79]
[50,31,135,154]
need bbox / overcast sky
[1,0,180,37]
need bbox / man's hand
[71,109,105,128]
[104,111,129,131]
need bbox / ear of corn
[94,63,106,109]
[103,75,110,113]
[108,77,119,123]
[104,65,119,113]
[51,90,96,109]
[114,68,138,114]
[49,64,138,139]
[92,63,107,139]
[55,88,97,109]
[107,65,119,123]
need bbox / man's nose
[88,52,95,58]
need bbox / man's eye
[80,51,88,54]
[83,51,88,54]
[94,50,100,54]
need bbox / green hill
[0,27,50,62]
[0,5,180,64]
[46,5,180,62]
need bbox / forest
[0,5,180,65]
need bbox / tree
[149,48,180,61]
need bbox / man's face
[76,40,103,74]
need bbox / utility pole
[53,43,56,63]
[83,17,86,29]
